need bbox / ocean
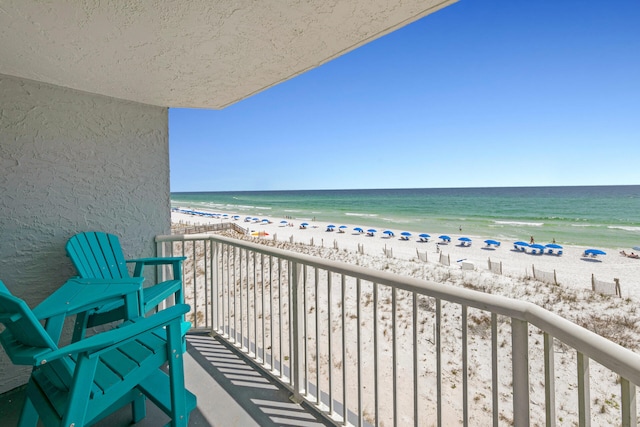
[171,186,640,250]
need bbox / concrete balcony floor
[0,333,332,427]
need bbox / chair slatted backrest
[66,232,130,279]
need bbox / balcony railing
[156,232,640,427]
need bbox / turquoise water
[171,186,640,249]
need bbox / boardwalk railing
[156,233,640,426]
[171,221,247,235]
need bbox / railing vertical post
[252,250,256,357]
[621,377,637,427]
[356,278,363,427]
[392,286,398,427]
[291,261,305,403]
[436,298,442,427]
[303,265,309,398]
[577,352,591,427]
[328,273,334,415]
[203,239,209,328]
[512,318,530,427]
[260,253,266,363]
[341,275,348,425]
[491,313,498,427]
[462,305,468,427]
[212,240,218,332]
[544,332,556,427]
[269,255,274,369]
[374,283,379,425]
[314,268,320,405]
[278,258,284,377]
[413,292,418,427]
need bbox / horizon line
[171,184,640,194]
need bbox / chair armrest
[34,304,190,365]
[127,257,186,279]
[32,278,145,321]
[127,257,187,265]
[71,277,145,285]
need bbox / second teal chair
[66,231,186,338]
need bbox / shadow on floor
[0,333,331,427]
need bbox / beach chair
[0,281,196,427]
[66,232,186,338]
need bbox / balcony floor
[0,333,333,427]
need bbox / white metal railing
[156,233,640,427]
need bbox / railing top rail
[157,232,640,384]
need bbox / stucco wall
[0,74,170,393]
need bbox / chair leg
[167,321,188,426]
[61,356,99,427]
[131,392,147,423]
[17,396,38,427]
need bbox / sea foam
[608,225,640,232]
[494,221,544,227]
[345,212,379,218]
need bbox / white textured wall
[0,74,170,393]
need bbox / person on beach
[530,236,535,244]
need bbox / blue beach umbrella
[367,229,377,234]
[301,222,309,226]
[458,237,471,242]
[419,233,430,238]
[401,232,412,236]
[484,239,500,246]
[262,219,269,223]
[514,241,530,247]
[339,225,348,229]
[584,249,606,256]
[280,220,288,225]
[354,227,364,233]
[439,235,451,242]
[232,215,240,220]
[326,224,335,230]
[383,230,394,236]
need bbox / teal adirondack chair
[66,232,186,337]
[0,281,196,427]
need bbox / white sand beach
[172,211,639,300]
[172,210,640,425]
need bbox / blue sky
[169,0,640,192]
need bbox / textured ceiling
[0,1,456,109]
